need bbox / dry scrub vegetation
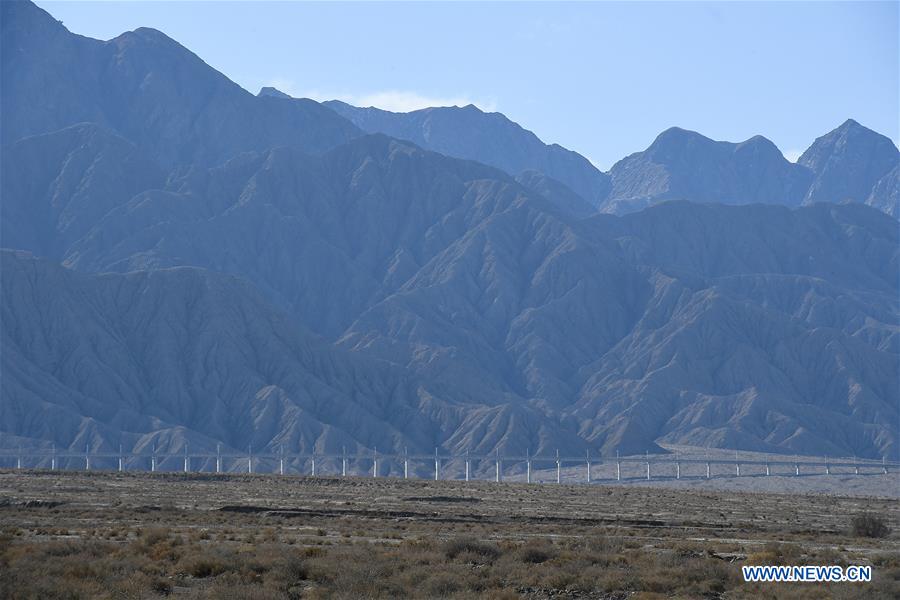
[0,470,898,599]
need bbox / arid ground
[1,470,897,599]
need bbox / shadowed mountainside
[1,0,897,460]
[1,249,582,459]
[3,132,897,459]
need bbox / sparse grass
[2,527,895,599]
[0,528,729,598]
[0,469,897,599]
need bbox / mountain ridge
[1,0,361,169]
[323,93,898,217]
[1,0,897,462]
[3,131,896,459]
[323,98,613,208]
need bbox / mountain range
[1,0,897,462]
[317,93,898,218]
[1,1,358,169]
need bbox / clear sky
[36,1,899,170]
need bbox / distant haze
[35,0,898,170]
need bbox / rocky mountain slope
[1,0,360,169]
[2,249,580,458]
[603,128,815,214]
[868,165,899,217]
[3,131,897,459]
[322,95,898,217]
[604,123,898,215]
[323,99,612,208]
[1,123,164,258]
[1,0,897,460]
[799,119,899,214]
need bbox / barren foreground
[1,470,898,599]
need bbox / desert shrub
[423,573,461,596]
[319,554,400,598]
[270,553,308,585]
[518,542,556,564]
[746,542,803,566]
[42,540,104,558]
[176,546,241,578]
[442,536,501,561]
[184,556,230,578]
[201,576,286,600]
[544,570,576,590]
[302,546,326,559]
[150,577,174,595]
[812,546,845,566]
[851,513,891,538]
[870,552,900,568]
[488,592,520,600]
[586,533,624,555]
[138,526,173,546]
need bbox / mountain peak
[655,126,698,139]
[799,119,899,205]
[799,119,898,166]
[258,87,292,100]
[642,127,719,160]
[650,127,713,149]
[826,118,895,145]
[734,134,781,155]
[109,25,213,69]
[741,134,773,145]
[809,118,891,145]
[606,127,813,213]
[117,26,182,47]
[2,0,359,164]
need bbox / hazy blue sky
[37,1,899,170]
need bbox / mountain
[0,0,360,168]
[323,98,612,207]
[603,121,899,216]
[570,202,898,457]
[867,165,899,218]
[603,128,815,214]
[1,0,897,461]
[6,0,894,217]
[1,123,164,259]
[515,170,597,218]
[259,86,293,100]
[4,131,896,459]
[799,119,899,213]
[1,249,578,460]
